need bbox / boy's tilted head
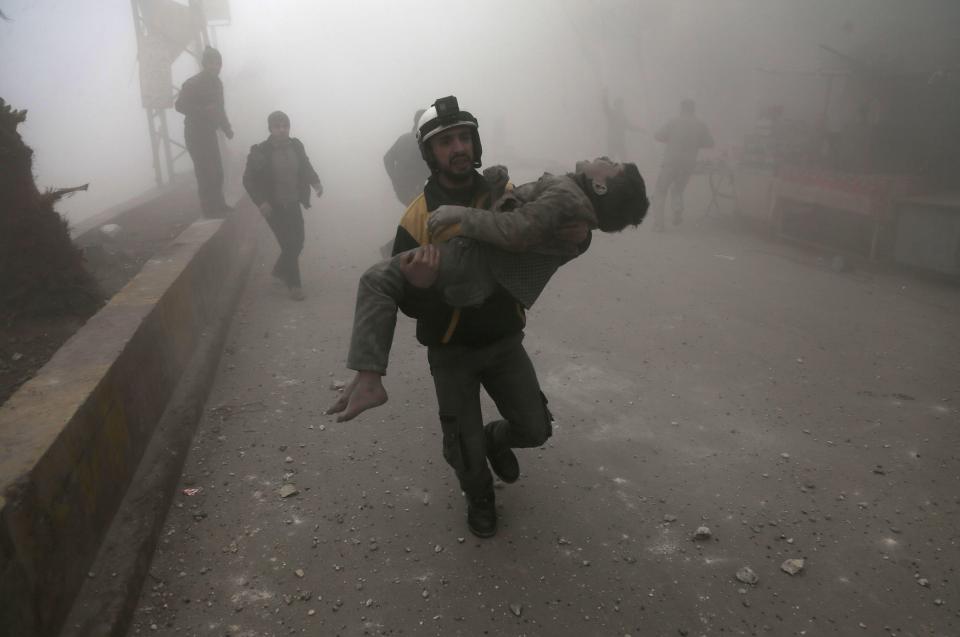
[576,158,649,232]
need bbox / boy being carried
[328,157,648,421]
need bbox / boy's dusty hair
[596,163,648,232]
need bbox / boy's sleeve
[457,182,589,253]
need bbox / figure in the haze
[242,111,323,301]
[651,98,714,230]
[327,96,648,539]
[175,46,234,218]
[383,109,431,207]
[601,88,642,162]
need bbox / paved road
[129,196,959,637]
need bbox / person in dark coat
[175,46,234,218]
[242,111,323,300]
[383,109,430,206]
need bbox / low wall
[0,206,256,637]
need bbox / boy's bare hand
[556,221,590,244]
[399,245,440,288]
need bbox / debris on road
[279,484,299,498]
[693,526,712,540]
[735,566,759,585]
[781,558,805,575]
[182,487,202,496]
[510,603,523,617]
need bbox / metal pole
[146,108,162,187]
[159,109,175,184]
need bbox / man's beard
[440,154,474,185]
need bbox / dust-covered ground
[127,183,959,637]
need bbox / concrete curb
[0,203,257,637]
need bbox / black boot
[485,422,519,484]
[466,492,497,538]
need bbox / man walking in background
[652,98,714,230]
[242,111,323,301]
[175,46,234,218]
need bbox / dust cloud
[2,0,958,228]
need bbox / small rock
[735,566,759,585]
[510,603,523,617]
[663,514,677,523]
[11,352,24,362]
[330,380,346,391]
[279,484,299,498]
[307,609,316,616]
[421,590,430,599]
[781,558,805,575]
[434,544,443,553]
[780,452,791,459]
[693,526,712,540]
[295,568,305,578]
[100,223,122,239]
[285,456,294,463]
[918,578,930,587]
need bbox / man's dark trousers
[427,332,552,499]
[186,127,226,216]
[266,202,305,288]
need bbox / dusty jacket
[460,172,597,256]
[450,172,595,309]
[392,173,526,348]
[243,138,322,209]
[175,70,231,135]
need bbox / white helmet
[416,95,482,169]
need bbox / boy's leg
[327,256,407,421]
[330,242,486,421]
[327,370,387,422]
[346,257,406,374]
